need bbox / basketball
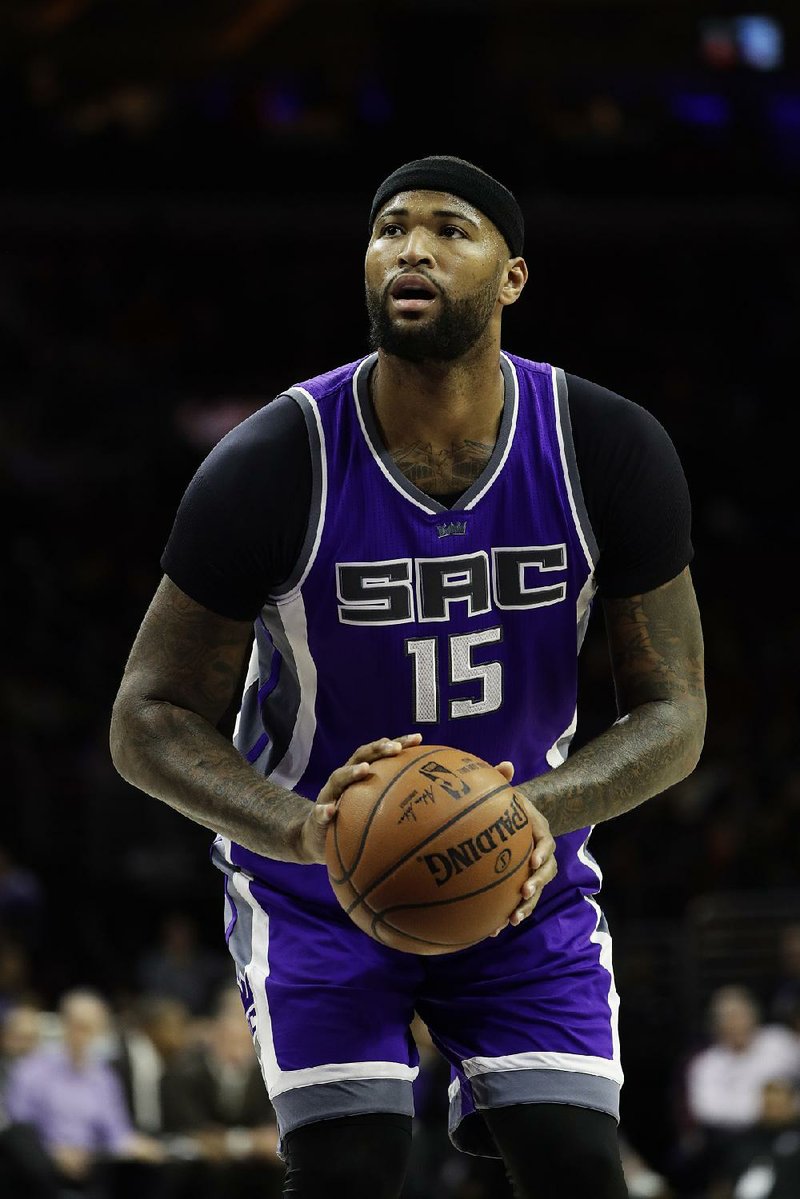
[326,745,533,954]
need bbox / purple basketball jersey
[217,351,601,910]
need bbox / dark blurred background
[2,3,800,1197]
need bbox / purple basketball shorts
[217,855,622,1158]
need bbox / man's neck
[369,343,505,497]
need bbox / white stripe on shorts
[231,870,418,1101]
[461,1049,623,1086]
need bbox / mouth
[388,273,438,314]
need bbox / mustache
[383,271,443,301]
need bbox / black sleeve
[566,373,693,598]
[160,394,312,620]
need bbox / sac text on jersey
[336,545,567,626]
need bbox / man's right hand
[299,733,423,864]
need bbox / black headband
[369,155,524,257]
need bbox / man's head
[137,995,190,1061]
[709,985,759,1051]
[0,1002,41,1059]
[365,156,527,364]
[59,988,110,1064]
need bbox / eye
[380,223,404,237]
[441,225,468,239]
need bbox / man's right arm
[109,576,405,864]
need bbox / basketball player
[110,156,706,1198]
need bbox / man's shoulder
[8,1043,64,1082]
[689,1043,728,1070]
[755,1024,800,1057]
[291,355,370,403]
[502,354,661,441]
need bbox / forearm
[519,697,705,837]
[110,697,313,862]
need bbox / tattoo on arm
[110,577,314,862]
[520,568,706,837]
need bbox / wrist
[295,806,325,865]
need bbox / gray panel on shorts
[274,1078,414,1139]
[450,1068,620,1156]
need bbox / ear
[498,257,528,308]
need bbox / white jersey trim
[551,365,596,574]
[232,637,261,743]
[274,387,329,602]
[463,352,520,510]
[351,357,438,515]
[546,708,578,768]
[267,593,318,790]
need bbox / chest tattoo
[389,439,494,496]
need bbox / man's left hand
[490,761,557,936]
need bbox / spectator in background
[715,1078,800,1199]
[682,985,800,1193]
[0,1000,42,1100]
[160,985,281,1198]
[0,1000,55,1199]
[686,986,800,1131]
[112,994,192,1137]
[4,988,164,1194]
[137,912,227,1016]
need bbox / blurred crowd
[4,2,800,200]
[1,913,800,1198]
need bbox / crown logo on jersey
[436,520,468,538]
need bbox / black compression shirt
[162,371,693,621]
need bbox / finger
[494,760,515,782]
[489,921,509,938]
[313,801,338,825]
[510,885,544,924]
[394,733,423,747]
[325,760,372,799]
[347,737,407,766]
[512,858,558,922]
[522,854,558,898]
[530,832,556,872]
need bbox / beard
[365,271,501,364]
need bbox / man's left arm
[519,565,706,838]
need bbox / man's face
[713,992,757,1049]
[62,996,108,1060]
[364,190,510,364]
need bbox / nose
[397,227,435,269]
